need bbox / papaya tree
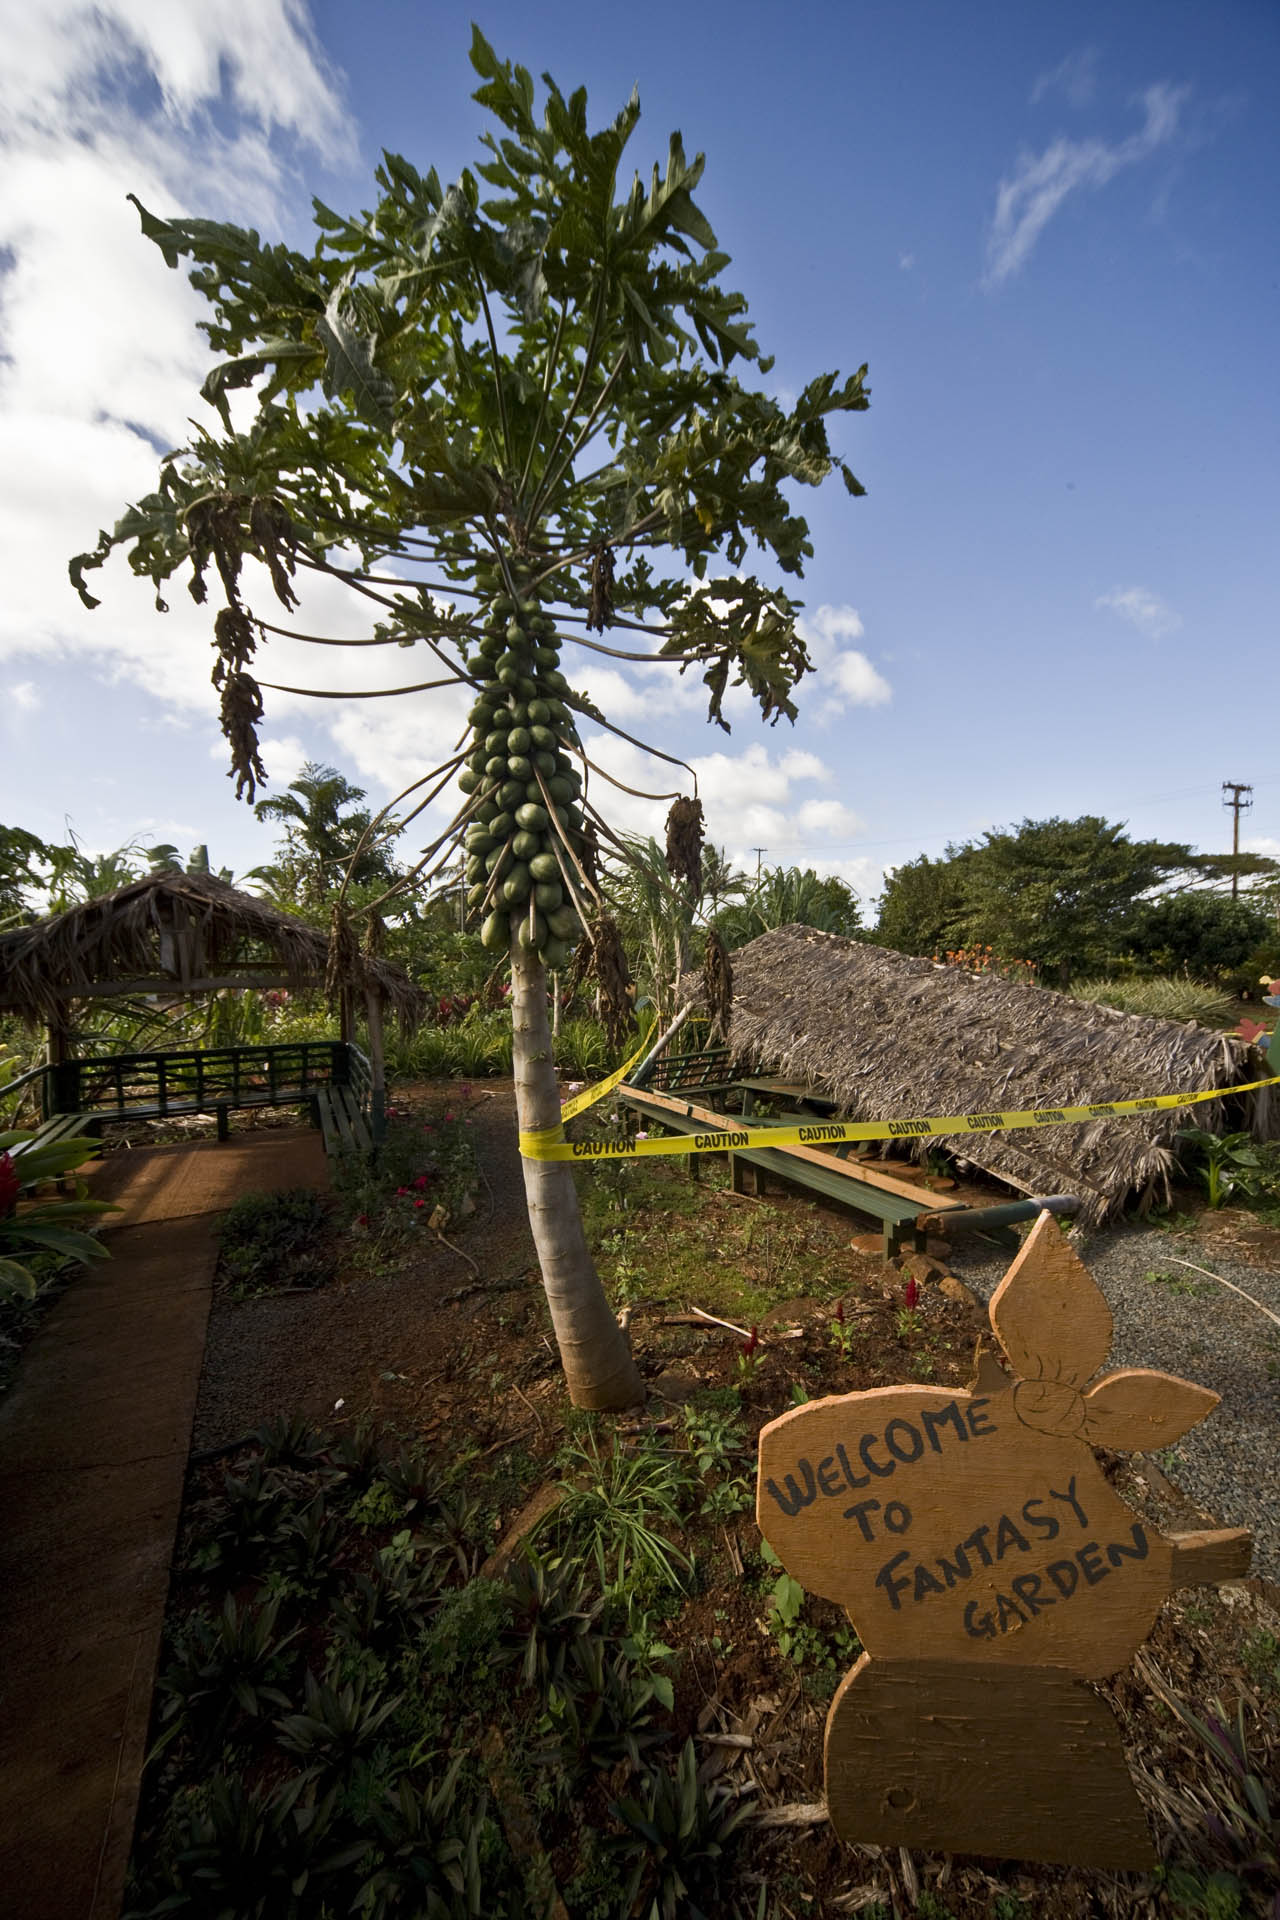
[71,30,869,1407]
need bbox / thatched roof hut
[687,925,1273,1225]
[0,870,426,1038]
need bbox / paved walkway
[0,1130,327,1920]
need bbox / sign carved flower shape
[755,1213,1251,1871]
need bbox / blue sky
[2,1,1276,915]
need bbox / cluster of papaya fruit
[459,563,588,967]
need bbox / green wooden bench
[619,1084,966,1256]
[313,1085,373,1159]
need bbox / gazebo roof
[0,870,426,1031]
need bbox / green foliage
[0,822,54,925]
[0,1131,115,1302]
[1151,1681,1279,1912]
[1127,892,1272,980]
[1068,974,1237,1026]
[876,817,1193,979]
[715,864,863,948]
[548,1431,692,1594]
[214,1186,332,1297]
[610,1738,755,1920]
[249,760,400,911]
[1176,1129,1271,1209]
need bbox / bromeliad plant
[73,29,869,1410]
[0,1134,115,1302]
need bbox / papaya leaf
[989,1212,1113,1388]
[315,282,397,432]
[1082,1369,1219,1451]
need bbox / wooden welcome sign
[756,1214,1251,1869]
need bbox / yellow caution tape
[518,1072,1280,1164]
[522,1032,654,1155]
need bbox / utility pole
[752,847,767,885]
[1222,781,1253,899]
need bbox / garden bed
[127,1082,1279,1918]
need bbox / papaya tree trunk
[509,938,644,1409]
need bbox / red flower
[904,1276,920,1312]
[413,1198,425,1209]
[834,1298,845,1323]
[413,1175,429,1191]
[356,1212,369,1228]
[396,1186,408,1197]
[743,1325,759,1357]
[0,1152,19,1217]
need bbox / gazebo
[0,871,426,1144]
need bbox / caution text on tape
[519,1073,1280,1163]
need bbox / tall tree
[0,825,54,928]
[876,817,1191,980]
[250,761,399,910]
[71,33,868,1406]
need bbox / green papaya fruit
[515,802,549,832]
[480,911,508,952]
[529,851,560,882]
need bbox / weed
[550,1432,691,1594]
[1146,1266,1216,1299]
[1241,1629,1280,1697]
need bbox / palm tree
[250,763,399,910]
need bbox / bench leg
[730,1154,762,1196]
[216,1104,230,1143]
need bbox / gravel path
[945,1217,1280,1583]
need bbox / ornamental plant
[71,31,868,1406]
[0,1133,115,1302]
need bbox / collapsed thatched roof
[0,870,426,1033]
[685,925,1273,1226]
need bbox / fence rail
[1,1042,378,1135]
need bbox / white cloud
[795,603,892,720]
[1030,49,1100,111]
[1095,585,1181,639]
[0,1,360,785]
[825,649,893,708]
[11,682,41,711]
[984,82,1188,287]
[898,251,915,271]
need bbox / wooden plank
[622,1085,966,1212]
[621,1091,922,1228]
[757,1215,1250,1871]
[1169,1528,1253,1588]
[824,1655,1154,1869]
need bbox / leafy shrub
[1067,976,1236,1027]
[0,1131,114,1303]
[610,1738,755,1920]
[214,1187,332,1297]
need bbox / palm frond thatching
[684,926,1273,1225]
[0,871,425,1033]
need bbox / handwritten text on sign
[756,1380,1173,1680]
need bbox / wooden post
[365,988,386,1144]
[756,1213,1251,1870]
